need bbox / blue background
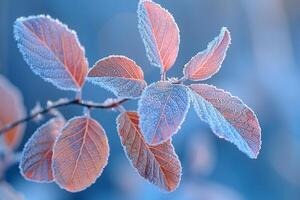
[1,0,300,199]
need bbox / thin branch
[171,76,187,84]
[177,76,187,83]
[0,98,129,135]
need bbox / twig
[0,98,129,135]
[176,76,187,84]
[170,76,187,84]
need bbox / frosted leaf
[52,116,109,192]
[14,15,88,91]
[0,75,26,150]
[189,84,261,158]
[87,55,146,98]
[138,81,190,145]
[138,0,180,73]
[184,27,231,81]
[117,111,181,192]
[20,117,65,182]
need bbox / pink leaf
[184,27,231,81]
[52,116,109,192]
[138,0,180,73]
[189,84,261,158]
[20,118,65,182]
[0,75,26,150]
[117,111,181,192]
[87,55,146,98]
[14,15,88,91]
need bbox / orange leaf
[117,111,181,192]
[87,55,146,98]
[20,118,65,182]
[0,75,26,150]
[184,27,231,81]
[189,84,261,158]
[52,116,109,192]
[138,0,180,73]
[14,15,88,91]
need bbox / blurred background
[1,0,300,199]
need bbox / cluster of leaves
[0,0,261,194]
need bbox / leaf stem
[76,90,82,100]
[0,98,129,135]
[161,71,167,81]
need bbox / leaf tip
[220,26,231,45]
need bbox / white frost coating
[138,81,190,145]
[189,85,260,159]
[19,118,65,183]
[183,27,231,81]
[52,116,110,192]
[14,15,88,91]
[87,77,147,99]
[116,112,182,192]
[137,0,180,72]
[138,1,162,69]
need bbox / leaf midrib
[23,22,81,88]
